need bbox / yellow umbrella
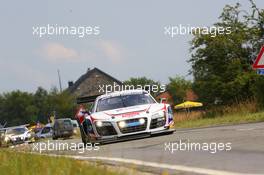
[174,101,203,109]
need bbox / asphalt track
[33,122,264,175]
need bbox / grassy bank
[175,111,264,128]
[0,150,118,175]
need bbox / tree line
[0,87,76,127]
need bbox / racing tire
[164,128,176,135]
[166,130,175,135]
[80,125,91,146]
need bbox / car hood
[90,103,167,120]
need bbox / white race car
[1,126,33,145]
[75,90,175,144]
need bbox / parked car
[71,120,79,135]
[35,125,53,139]
[1,126,34,145]
[0,129,5,147]
[53,118,74,140]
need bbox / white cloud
[97,40,123,63]
[36,41,125,64]
[38,42,79,62]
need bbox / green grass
[0,150,119,175]
[175,111,264,128]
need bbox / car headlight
[95,121,103,127]
[26,133,31,138]
[118,121,126,128]
[4,136,9,142]
[139,118,145,125]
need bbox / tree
[0,87,77,126]
[124,77,160,87]
[189,1,264,106]
[34,87,49,123]
[0,91,37,126]
[47,87,76,119]
[123,77,162,96]
[167,76,192,104]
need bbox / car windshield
[41,127,51,134]
[6,127,27,135]
[63,120,72,127]
[96,93,156,112]
[57,120,72,129]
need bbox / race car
[0,126,34,146]
[75,90,175,144]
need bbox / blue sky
[0,0,263,93]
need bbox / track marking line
[67,155,261,175]
[236,126,264,131]
[237,128,256,131]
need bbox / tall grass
[0,150,119,175]
[174,111,203,122]
[174,99,264,128]
[203,99,258,119]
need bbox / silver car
[1,126,33,145]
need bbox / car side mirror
[160,98,167,104]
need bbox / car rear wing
[76,94,101,104]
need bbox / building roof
[68,67,123,93]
